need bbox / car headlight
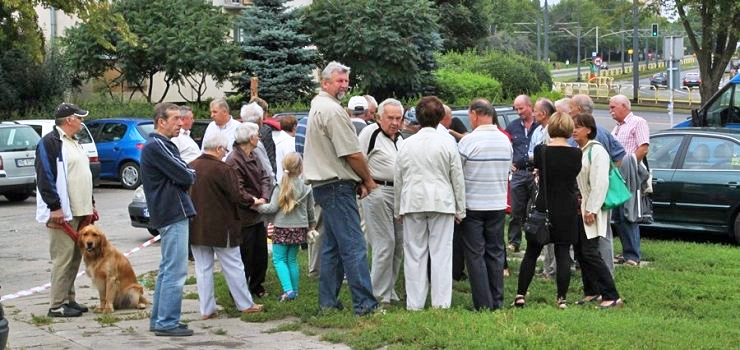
[132,185,146,202]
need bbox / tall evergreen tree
[235,0,318,104]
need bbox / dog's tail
[116,284,148,309]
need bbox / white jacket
[576,140,610,239]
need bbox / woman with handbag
[514,112,581,309]
[572,113,624,309]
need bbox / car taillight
[0,155,3,170]
[89,156,99,163]
[135,143,144,150]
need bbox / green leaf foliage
[302,0,442,100]
[434,68,502,105]
[437,50,553,100]
[0,48,71,118]
[435,0,490,52]
[235,0,318,104]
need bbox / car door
[646,134,685,224]
[94,122,128,178]
[670,135,740,230]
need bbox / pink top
[612,113,650,154]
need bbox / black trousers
[518,240,572,300]
[574,217,620,300]
[240,223,268,296]
[461,210,506,310]
[452,222,466,281]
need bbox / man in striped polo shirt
[458,98,513,310]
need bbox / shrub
[437,50,553,100]
[434,68,502,105]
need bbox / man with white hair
[304,61,378,315]
[609,94,650,267]
[171,106,200,163]
[358,98,405,307]
[203,98,240,153]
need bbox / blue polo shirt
[505,119,539,169]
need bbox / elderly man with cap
[35,102,95,317]
[358,98,405,307]
[348,95,370,135]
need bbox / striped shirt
[612,113,650,154]
[458,124,512,211]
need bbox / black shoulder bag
[524,145,551,245]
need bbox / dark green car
[645,128,740,243]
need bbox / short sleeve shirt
[612,113,650,154]
[304,91,362,185]
[358,123,403,182]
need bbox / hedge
[434,68,503,106]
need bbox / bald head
[441,104,452,128]
[513,95,533,120]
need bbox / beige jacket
[394,127,465,218]
[576,140,610,239]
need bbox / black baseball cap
[54,103,89,118]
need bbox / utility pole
[577,26,582,81]
[631,0,639,103]
[596,26,599,55]
[544,0,550,63]
[537,19,542,61]
[621,17,625,72]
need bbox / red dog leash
[45,209,99,242]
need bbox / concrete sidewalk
[3,264,348,350]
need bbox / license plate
[15,158,34,167]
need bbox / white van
[16,120,101,186]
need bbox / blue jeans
[613,206,641,262]
[149,219,189,331]
[272,243,300,293]
[313,181,377,315]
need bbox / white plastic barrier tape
[1,234,161,303]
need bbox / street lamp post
[631,0,639,103]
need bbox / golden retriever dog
[77,225,149,313]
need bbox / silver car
[0,123,40,202]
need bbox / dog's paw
[136,303,148,309]
[98,306,113,314]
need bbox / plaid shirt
[612,113,650,154]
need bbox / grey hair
[209,98,230,114]
[554,98,571,114]
[443,104,452,116]
[378,98,404,118]
[241,103,264,123]
[321,61,350,81]
[201,132,229,151]
[234,122,260,144]
[364,95,378,109]
[179,105,193,117]
[571,94,594,114]
[610,94,631,110]
[535,98,555,117]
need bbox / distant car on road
[682,72,701,88]
[85,118,154,189]
[645,128,740,243]
[650,72,669,88]
[0,123,40,202]
[17,119,101,187]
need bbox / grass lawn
[207,238,739,349]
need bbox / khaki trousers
[307,203,323,277]
[48,217,83,308]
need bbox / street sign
[592,51,597,57]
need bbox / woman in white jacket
[572,113,623,308]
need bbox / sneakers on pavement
[149,322,188,332]
[48,304,82,317]
[154,327,194,337]
[67,301,89,313]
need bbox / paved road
[593,106,688,132]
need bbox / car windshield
[77,125,93,144]
[136,123,155,137]
[0,127,40,152]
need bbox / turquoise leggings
[272,244,299,293]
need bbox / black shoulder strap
[367,127,383,155]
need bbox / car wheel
[4,192,30,202]
[119,162,141,190]
[733,213,740,245]
[148,228,159,237]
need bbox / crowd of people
[35,60,653,336]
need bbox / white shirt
[358,123,403,182]
[436,123,457,145]
[171,129,200,163]
[202,117,241,154]
[274,130,296,183]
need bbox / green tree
[435,0,490,52]
[669,0,739,104]
[302,0,442,99]
[62,0,239,103]
[234,0,318,104]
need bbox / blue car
[86,118,154,189]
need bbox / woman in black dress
[514,112,582,309]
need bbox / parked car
[645,128,740,243]
[650,72,669,88]
[17,119,101,187]
[451,106,521,132]
[675,73,740,129]
[0,123,40,202]
[682,72,701,88]
[85,118,154,189]
[273,112,309,121]
[0,286,7,350]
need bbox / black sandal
[512,294,525,308]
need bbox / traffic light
[651,23,658,37]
